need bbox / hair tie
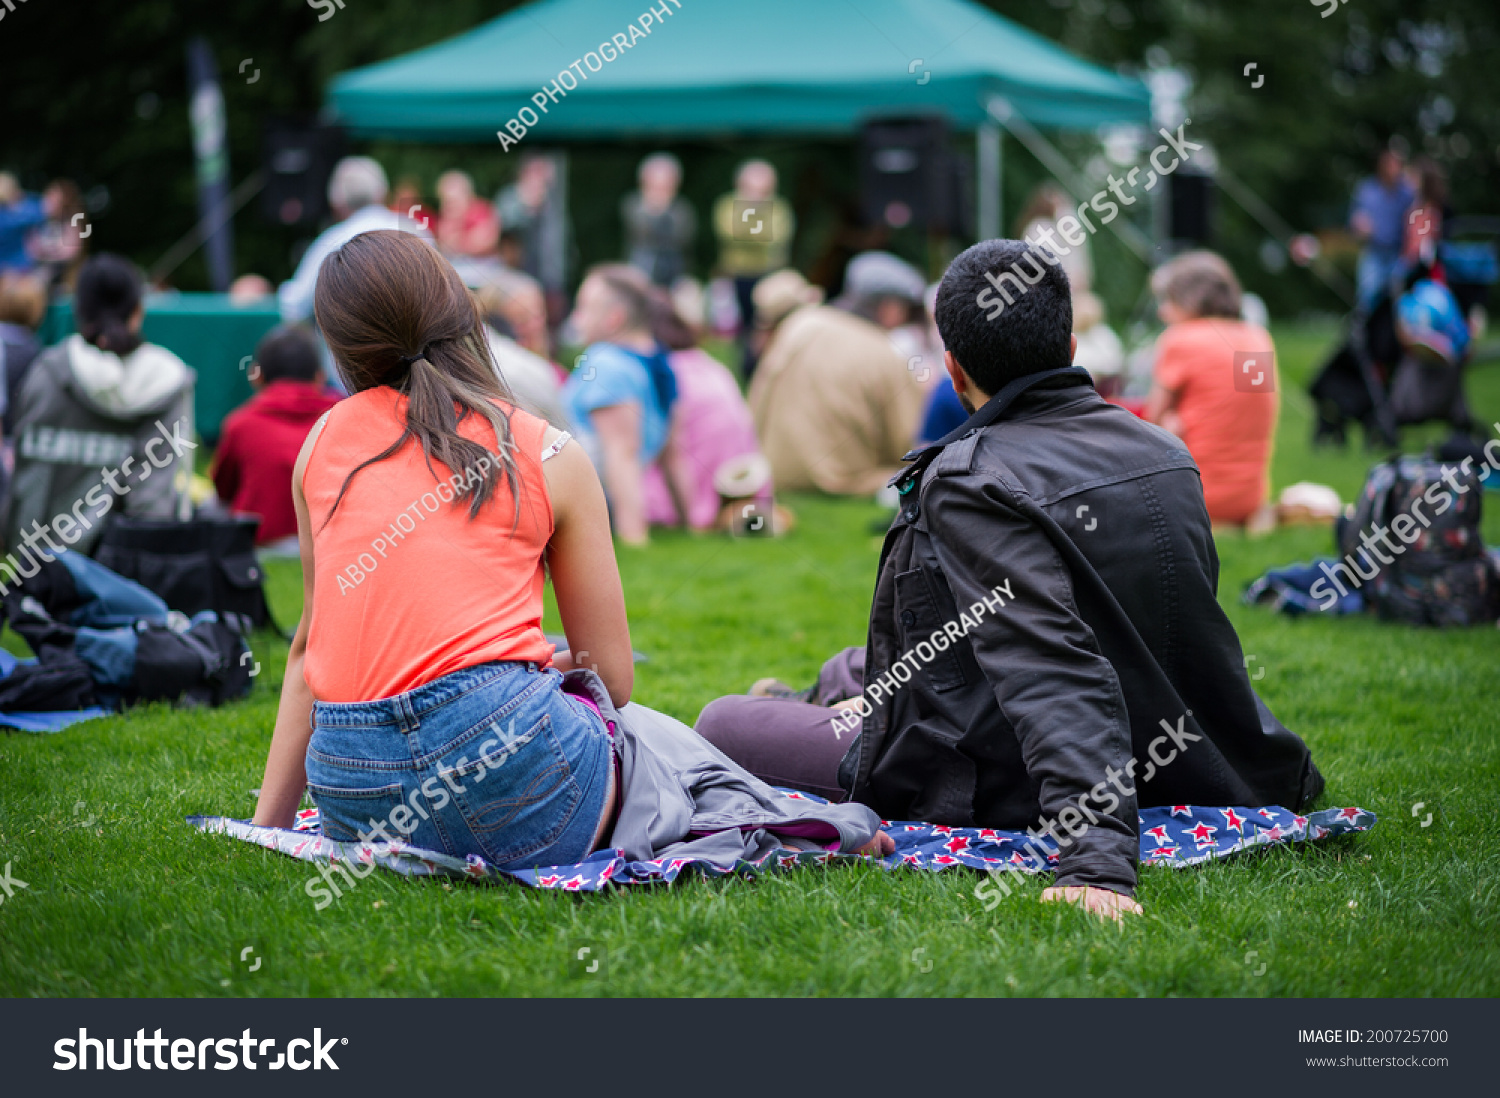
[398,344,431,366]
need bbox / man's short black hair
[934,239,1073,395]
[255,324,322,383]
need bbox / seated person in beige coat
[746,269,926,496]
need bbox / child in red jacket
[211,325,341,551]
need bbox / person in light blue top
[1349,147,1415,308]
[562,264,680,545]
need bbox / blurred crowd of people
[224,152,941,547]
[1308,146,1488,450]
[0,147,1369,560]
[0,172,92,482]
[0,172,89,290]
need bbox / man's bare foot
[855,831,895,858]
[1040,885,1143,923]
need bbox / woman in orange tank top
[1143,250,1280,532]
[251,230,635,872]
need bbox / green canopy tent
[328,0,1150,237]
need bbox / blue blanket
[190,796,1375,892]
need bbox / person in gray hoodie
[4,255,194,567]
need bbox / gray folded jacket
[563,670,883,867]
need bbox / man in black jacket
[697,239,1324,921]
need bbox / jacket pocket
[892,567,968,693]
[96,547,211,612]
[305,781,408,843]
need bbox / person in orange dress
[1143,251,1278,531]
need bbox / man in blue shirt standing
[1349,148,1415,308]
[0,173,47,274]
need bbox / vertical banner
[533,150,570,326]
[186,36,234,291]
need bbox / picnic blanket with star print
[189,796,1375,891]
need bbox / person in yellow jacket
[713,160,795,381]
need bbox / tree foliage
[2,0,1492,319]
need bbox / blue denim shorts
[305,661,613,872]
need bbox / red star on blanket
[1293,815,1309,832]
[535,874,561,887]
[1170,805,1193,817]
[932,854,958,865]
[1146,845,1180,860]
[1187,822,1218,847]
[1221,808,1247,833]
[930,825,955,836]
[904,853,923,865]
[561,875,586,891]
[944,836,970,854]
[1259,808,1278,819]
[978,829,1002,841]
[1263,825,1283,843]
[463,856,488,879]
[1337,807,1362,822]
[1144,825,1172,846]
[1009,851,1031,865]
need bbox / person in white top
[277,157,431,324]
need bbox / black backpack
[1,557,256,710]
[94,516,276,630]
[1338,451,1499,626]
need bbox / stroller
[1310,219,1497,448]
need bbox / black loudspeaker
[1168,170,1213,245]
[859,116,965,234]
[260,121,346,227]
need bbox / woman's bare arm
[251,418,325,830]
[543,429,635,706]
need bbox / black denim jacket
[844,371,1324,896]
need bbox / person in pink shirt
[1144,250,1278,531]
[641,289,770,531]
[434,171,500,259]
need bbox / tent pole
[977,122,1001,241]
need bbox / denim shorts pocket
[306,781,408,843]
[440,714,582,865]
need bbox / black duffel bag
[94,516,275,630]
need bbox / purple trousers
[694,647,866,801]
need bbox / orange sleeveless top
[302,387,555,702]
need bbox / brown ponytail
[312,229,523,526]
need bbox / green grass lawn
[2,324,1498,997]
